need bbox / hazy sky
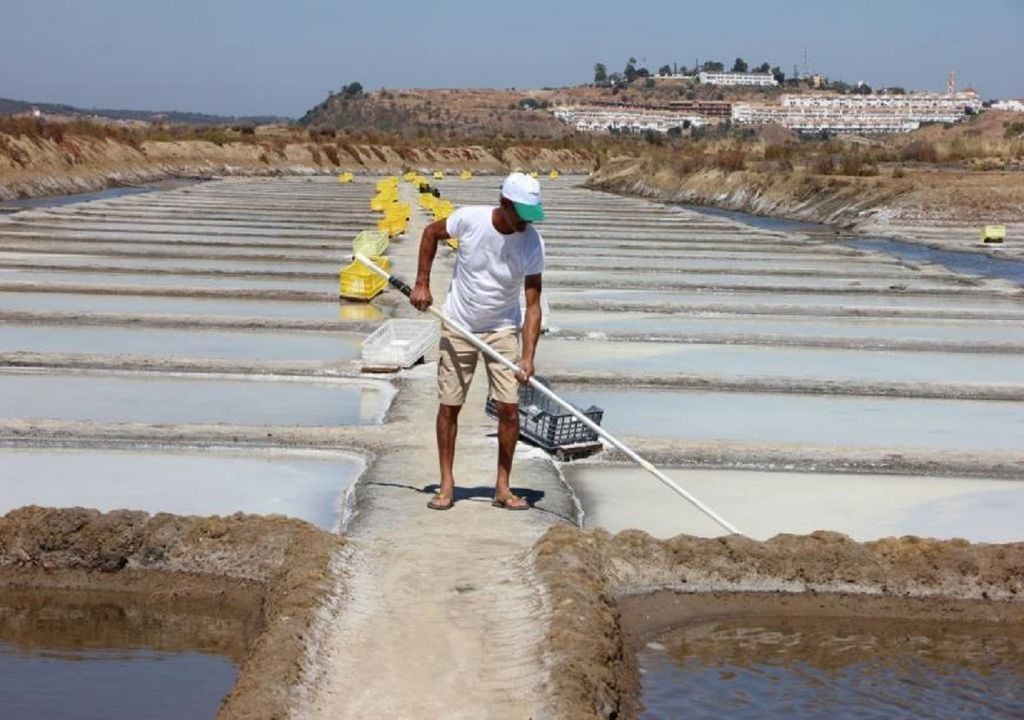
[2,0,1022,117]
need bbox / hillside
[298,82,797,139]
[0,97,288,126]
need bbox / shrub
[900,140,938,163]
[809,154,835,175]
[713,146,746,172]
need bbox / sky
[1,0,1022,118]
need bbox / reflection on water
[0,595,242,720]
[849,238,1024,285]
[640,615,1024,719]
[339,302,386,321]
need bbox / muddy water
[0,370,391,426]
[0,324,362,363]
[0,448,364,530]
[0,592,241,720]
[560,388,1024,451]
[638,615,1024,719]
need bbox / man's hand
[409,282,433,312]
[516,358,535,385]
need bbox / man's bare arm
[410,219,450,310]
[518,273,543,383]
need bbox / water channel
[638,614,1024,719]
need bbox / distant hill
[299,87,571,140]
[0,97,290,125]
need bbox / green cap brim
[513,201,546,222]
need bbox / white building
[698,71,778,87]
[733,91,982,135]
[992,99,1024,112]
[780,91,982,123]
[553,106,705,134]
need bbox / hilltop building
[698,71,778,87]
[552,105,705,134]
[992,99,1024,112]
[732,90,982,135]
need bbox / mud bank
[0,506,344,719]
[587,156,1024,258]
[0,132,595,200]
[532,525,1024,719]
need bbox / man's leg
[493,400,519,498]
[436,403,461,501]
[483,329,529,509]
[433,326,477,508]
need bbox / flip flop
[491,493,529,511]
[427,492,454,511]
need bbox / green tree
[854,82,873,95]
[341,82,363,97]
[624,57,638,82]
[771,66,785,84]
[732,57,748,73]
[594,63,608,85]
[701,61,724,72]
[658,64,672,76]
[754,62,771,74]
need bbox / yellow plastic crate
[339,256,388,301]
[459,170,472,180]
[352,229,390,257]
[549,170,560,179]
[378,216,406,237]
[338,172,354,183]
[433,170,444,180]
[375,177,399,191]
[980,225,1006,243]
[384,202,411,219]
[529,171,539,178]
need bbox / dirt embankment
[588,154,1024,237]
[0,131,595,200]
[533,525,1024,719]
[0,506,344,719]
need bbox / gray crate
[485,377,603,452]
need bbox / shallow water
[851,237,1024,286]
[0,324,362,363]
[564,465,1024,541]
[0,447,362,529]
[0,267,332,292]
[0,370,391,426]
[548,310,1024,344]
[545,286,1024,312]
[543,269,955,292]
[674,203,835,233]
[0,597,239,720]
[639,615,1024,719]
[560,388,1024,451]
[541,340,1024,385]
[0,185,172,213]
[0,291,378,321]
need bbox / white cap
[500,172,545,222]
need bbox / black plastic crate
[484,377,603,452]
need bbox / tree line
[594,58,785,86]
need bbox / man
[410,172,545,511]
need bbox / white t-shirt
[444,206,545,332]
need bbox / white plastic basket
[361,319,440,369]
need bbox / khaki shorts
[438,325,520,406]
